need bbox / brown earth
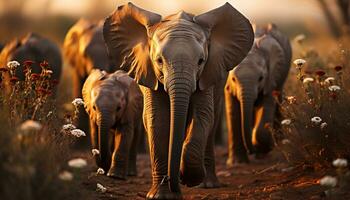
[72,147,331,200]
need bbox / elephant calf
[225,24,292,165]
[82,69,143,179]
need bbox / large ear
[103,3,161,90]
[258,35,285,95]
[82,69,106,115]
[194,3,254,90]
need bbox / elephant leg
[252,96,275,158]
[107,124,133,180]
[141,87,180,200]
[180,88,213,187]
[137,123,147,153]
[225,90,249,166]
[213,79,226,145]
[89,120,101,167]
[127,121,140,176]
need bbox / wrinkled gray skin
[0,33,62,91]
[82,69,143,179]
[103,3,254,199]
[225,24,292,165]
[63,19,111,137]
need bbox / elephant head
[230,30,286,153]
[82,69,131,169]
[64,19,110,78]
[103,2,253,191]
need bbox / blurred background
[0,0,348,43]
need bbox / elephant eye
[93,105,97,110]
[232,77,236,82]
[198,58,204,66]
[156,57,163,65]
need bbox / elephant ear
[82,69,106,115]
[103,3,161,90]
[194,3,254,90]
[258,35,286,95]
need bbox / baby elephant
[82,69,143,179]
[225,24,291,165]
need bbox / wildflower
[328,85,341,92]
[315,70,325,77]
[72,98,84,107]
[303,77,314,84]
[96,183,107,193]
[332,158,348,168]
[62,124,76,131]
[320,122,327,129]
[281,119,291,125]
[0,68,9,72]
[92,149,100,156]
[7,61,20,70]
[36,87,50,95]
[68,158,87,168]
[30,73,41,80]
[319,176,337,187]
[70,129,86,137]
[47,111,53,118]
[281,139,291,145]
[10,76,19,84]
[334,65,343,72]
[58,170,74,181]
[43,69,53,76]
[24,60,34,67]
[40,60,49,69]
[96,168,105,175]
[293,58,306,69]
[286,96,297,104]
[20,120,42,132]
[324,77,335,84]
[294,34,306,43]
[311,116,322,125]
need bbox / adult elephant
[63,19,110,135]
[103,3,254,199]
[0,33,62,89]
[225,24,292,165]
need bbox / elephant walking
[82,69,143,179]
[0,33,62,91]
[103,3,254,199]
[225,24,292,165]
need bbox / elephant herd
[0,2,291,199]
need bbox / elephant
[225,23,292,165]
[82,69,143,179]
[0,33,62,91]
[103,2,254,199]
[63,19,111,136]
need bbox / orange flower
[31,73,41,80]
[40,60,49,69]
[24,60,34,67]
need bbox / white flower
[7,61,20,70]
[45,69,53,74]
[96,183,107,193]
[294,34,306,43]
[92,149,100,156]
[96,168,105,175]
[320,122,327,129]
[324,77,335,84]
[311,116,322,124]
[20,120,42,132]
[293,59,306,67]
[319,176,337,187]
[58,170,74,181]
[328,85,341,92]
[70,129,86,137]
[72,98,84,107]
[281,119,292,125]
[62,124,76,131]
[286,96,297,104]
[68,158,87,168]
[281,139,291,145]
[332,158,348,168]
[303,77,314,84]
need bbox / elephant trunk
[166,72,192,193]
[98,110,112,170]
[240,88,255,154]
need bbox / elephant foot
[127,164,137,176]
[107,166,127,180]
[226,154,249,168]
[146,178,182,200]
[180,164,205,187]
[198,173,223,188]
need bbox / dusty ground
[73,147,330,200]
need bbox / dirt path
[73,147,328,200]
